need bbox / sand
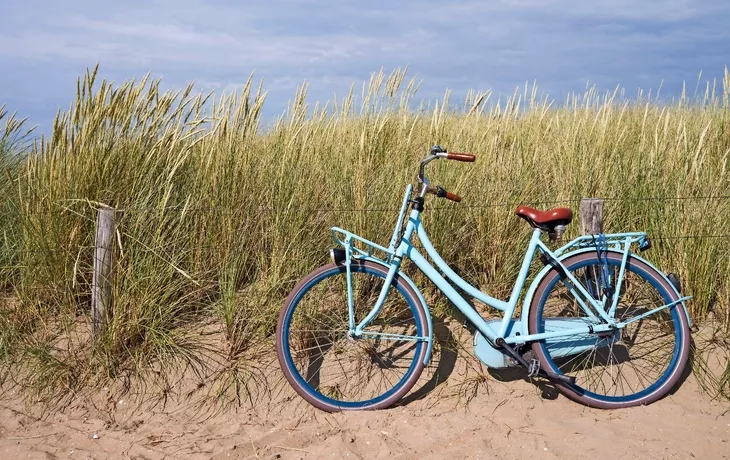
[0,320,728,460]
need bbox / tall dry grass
[0,65,729,406]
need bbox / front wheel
[275,260,429,412]
[528,251,691,408]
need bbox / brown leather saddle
[515,205,573,230]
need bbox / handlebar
[418,145,475,204]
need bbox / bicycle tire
[527,250,691,408]
[276,260,429,412]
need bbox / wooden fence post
[579,198,604,235]
[92,206,116,340]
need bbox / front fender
[519,247,693,330]
[357,256,435,365]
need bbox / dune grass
[0,65,729,406]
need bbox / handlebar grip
[436,186,462,203]
[444,191,462,202]
[446,152,475,162]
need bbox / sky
[2,0,729,136]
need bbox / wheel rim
[280,264,426,409]
[533,255,684,403]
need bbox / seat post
[549,224,567,242]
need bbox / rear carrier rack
[554,232,651,256]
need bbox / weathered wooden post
[579,198,604,235]
[579,198,605,299]
[92,206,116,340]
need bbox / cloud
[64,18,239,47]
[1,0,729,135]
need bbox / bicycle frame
[330,185,692,365]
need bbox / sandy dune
[1,325,728,460]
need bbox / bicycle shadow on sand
[396,318,459,406]
[483,327,697,402]
[395,265,697,406]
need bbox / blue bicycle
[275,145,693,411]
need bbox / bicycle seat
[515,206,573,229]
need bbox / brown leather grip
[444,191,462,202]
[446,152,475,162]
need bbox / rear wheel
[528,251,691,408]
[276,260,429,411]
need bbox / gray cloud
[1,0,729,134]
